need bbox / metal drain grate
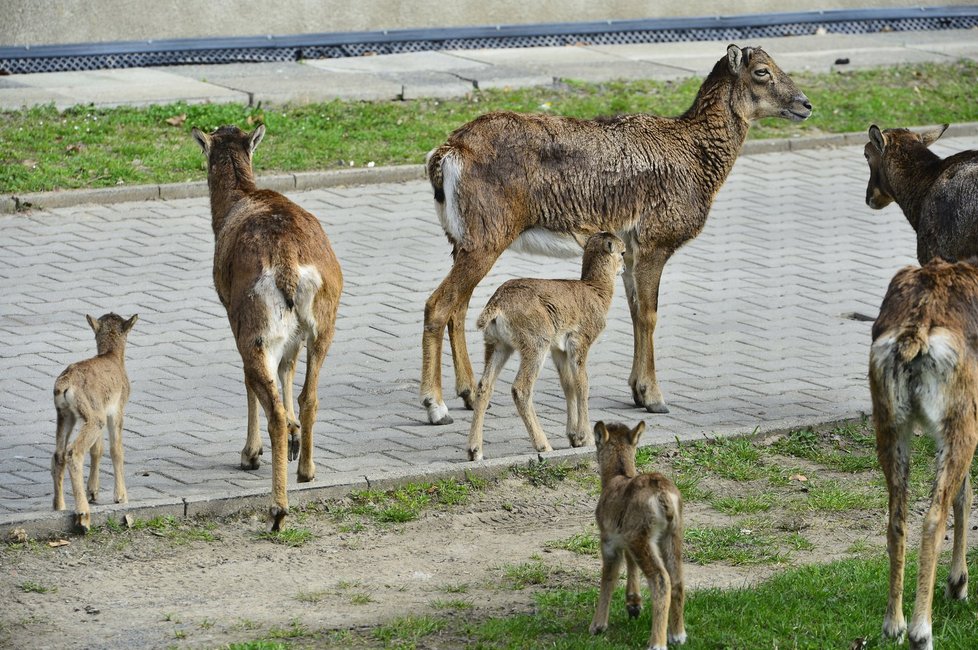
[2,13,977,75]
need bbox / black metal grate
[2,15,977,75]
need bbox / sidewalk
[2,29,977,110]
[2,29,978,535]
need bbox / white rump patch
[252,264,322,380]
[871,328,960,436]
[511,228,584,259]
[436,151,466,244]
[294,265,323,340]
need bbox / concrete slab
[0,68,247,110]
[159,61,405,104]
[307,50,491,74]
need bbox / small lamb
[52,313,137,533]
[590,420,686,650]
[466,231,625,460]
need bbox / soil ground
[1,422,973,649]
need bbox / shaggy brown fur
[590,421,685,650]
[420,44,811,425]
[865,124,978,263]
[52,313,137,533]
[869,258,978,649]
[192,124,343,531]
[466,232,624,460]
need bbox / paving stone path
[3,136,975,526]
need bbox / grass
[373,615,446,647]
[510,458,577,488]
[332,475,486,525]
[443,550,978,649]
[18,581,55,594]
[545,531,600,556]
[91,514,220,545]
[3,60,977,194]
[709,492,774,515]
[684,524,791,566]
[501,559,553,590]
[673,435,765,482]
[257,528,313,547]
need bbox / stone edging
[3,123,977,216]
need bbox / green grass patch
[18,581,55,594]
[450,550,978,649]
[430,598,474,611]
[266,618,313,639]
[545,531,600,556]
[501,560,554,590]
[774,420,879,473]
[258,527,313,547]
[801,480,885,513]
[685,525,789,566]
[294,589,330,604]
[510,458,576,488]
[335,475,485,525]
[709,492,774,515]
[373,615,445,648]
[674,435,765,481]
[4,60,977,194]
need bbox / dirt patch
[1,424,969,649]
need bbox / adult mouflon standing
[192,124,342,531]
[421,44,812,425]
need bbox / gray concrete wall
[1,1,959,47]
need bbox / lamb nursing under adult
[467,232,625,460]
[192,124,343,531]
[421,43,812,426]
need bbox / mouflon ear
[124,314,139,333]
[727,44,744,73]
[629,421,646,446]
[868,125,886,153]
[86,314,100,334]
[249,124,266,155]
[919,123,949,148]
[191,127,211,155]
[594,421,610,446]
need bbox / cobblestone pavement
[3,136,975,527]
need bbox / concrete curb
[0,415,861,538]
[5,123,977,215]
